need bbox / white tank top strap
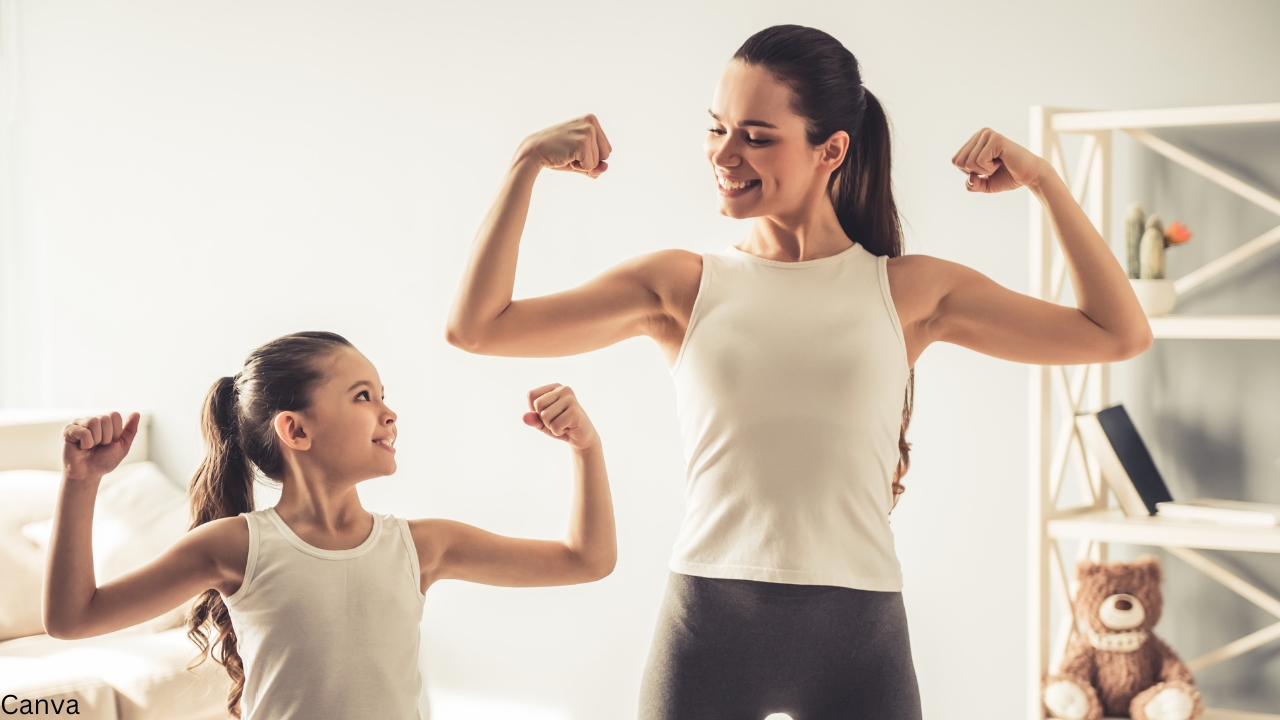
[670,242,910,591]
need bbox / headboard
[0,410,151,472]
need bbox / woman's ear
[274,411,312,451]
[819,130,850,172]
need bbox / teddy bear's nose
[1099,593,1146,630]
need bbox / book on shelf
[1075,404,1278,526]
[1154,499,1280,527]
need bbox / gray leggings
[639,573,923,720]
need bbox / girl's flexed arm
[411,385,616,589]
[44,412,246,639]
[446,115,700,359]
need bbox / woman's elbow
[444,321,485,353]
[1110,323,1154,361]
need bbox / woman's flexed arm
[892,129,1152,366]
[447,116,700,359]
[44,412,246,639]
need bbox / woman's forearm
[563,443,616,580]
[43,477,101,638]
[1030,170,1152,352]
[446,153,542,350]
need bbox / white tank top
[222,507,426,720]
[669,242,910,591]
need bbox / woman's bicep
[933,262,1136,365]
[449,250,695,358]
[75,520,244,638]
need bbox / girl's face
[288,346,398,482]
[705,61,844,222]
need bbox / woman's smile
[717,175,761,197]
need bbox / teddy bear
[1042,557,1204,720]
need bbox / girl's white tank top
[222,507,426,720]
[670,242,911,591]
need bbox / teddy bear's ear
[1075,560,1100,582]
[1134,556,1163,585]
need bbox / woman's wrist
[510,142,545,175]
[1025,159,1062,196]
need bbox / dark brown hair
[186,331,353,717]
[734,25,914,504]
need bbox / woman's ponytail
[187,375,252,718]
[183,331,352,718]
[832,89,903,260]
[734,25,914,507]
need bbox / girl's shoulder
[185,514,251,566]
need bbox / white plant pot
[1130,279,1178,317]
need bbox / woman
[447,24,1150,720]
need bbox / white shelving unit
[1027,103,1280,720]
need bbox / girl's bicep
[77,518,247,637]
[413,519,585,588]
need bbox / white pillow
[22,462,189,581]
[7,462,193,638]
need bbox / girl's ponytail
[734,26,914,507]
[183,331,352,718]
[187,375,252,718]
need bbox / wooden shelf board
[1149,315,1280,340]
[1092,711,1280,720]
[1048,510,1280,553]
[1050,103,1280,132]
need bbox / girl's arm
[44,412,247,639]
[410,385,616,589]
[446,115,701,360]
[890,128,1153,366]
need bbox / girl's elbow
[575,549,616,582]
[42,614,82,640]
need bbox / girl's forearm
[1030,171,1151,348]
[446,155,542,349]
[43,478,101,637]
[563,444,616,579]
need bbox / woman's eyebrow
[708,110,778,129]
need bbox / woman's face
[705,61,842,221]
[287,346,398,482]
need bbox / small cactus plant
[1125,203,1145,279]
[1139,214,1165,279]
[1133,215,1194,280]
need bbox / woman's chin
[717,201,759,219]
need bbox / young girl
[447,24,1150,719]
[43,331,615,720]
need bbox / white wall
[2,1,1278,717]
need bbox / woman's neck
[738,197,852,262]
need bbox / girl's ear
[274,411,311,451]
[819,130,850,172]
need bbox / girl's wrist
[572,440,603,459]
[62,471,104,485]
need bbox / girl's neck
[274,464,369,534]
[738,196,852,262]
